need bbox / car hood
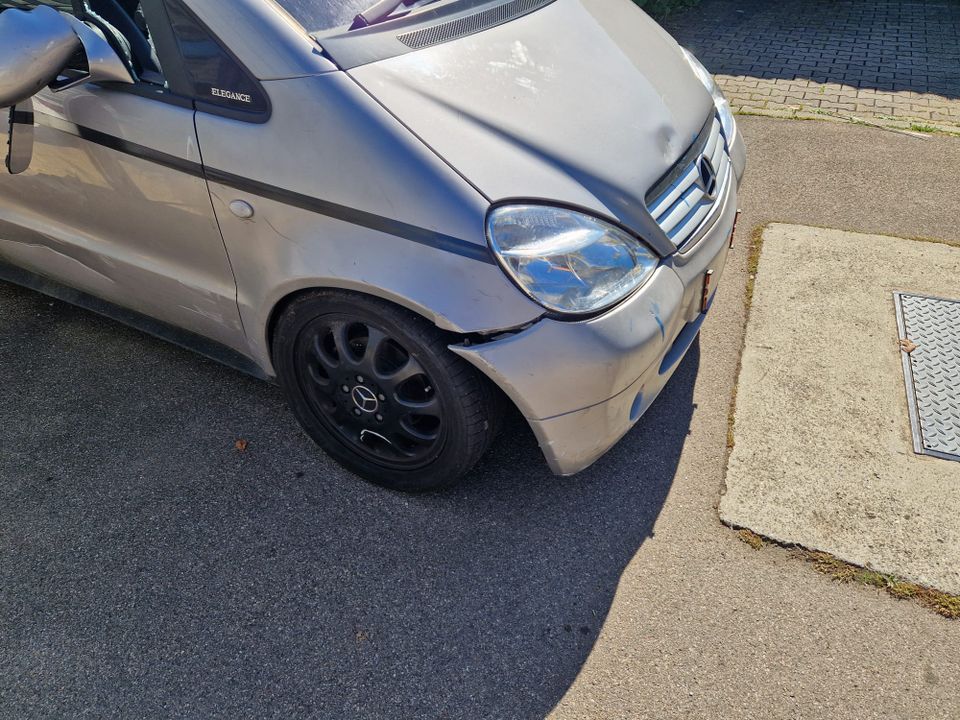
[347,0,713,255]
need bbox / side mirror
[57,14,140,92]
[0,6,135,174]
[0,6,135,109]
[0,6,81,109]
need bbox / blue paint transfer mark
[650,302,665,339]
[630,391,646,422]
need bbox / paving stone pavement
[663,0,960,130]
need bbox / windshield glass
[276,0,454,32]
[275,0,371,31]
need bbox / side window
[82,0,163,82]
[163,0,268,116]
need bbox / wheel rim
[294,315,445,469]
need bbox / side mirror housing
[0,6,135,174]
[0,6,81,109]
[56,14,140,92]
[0,6,135,109]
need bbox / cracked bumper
[453,151,742,475]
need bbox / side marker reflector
[701,269,714,313]
[729,208,742,248]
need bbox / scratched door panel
[0,85,244,353]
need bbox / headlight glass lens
[682,48,736,140]
[682,48,716,92]
[714,93,735,140]
[487,205,659,315]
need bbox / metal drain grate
[894,293,960,462]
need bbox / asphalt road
[2,117,960,719]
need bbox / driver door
[0,0,245,354]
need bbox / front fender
[196,74,545,375]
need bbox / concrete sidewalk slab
[723,224,960,594]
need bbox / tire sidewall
[273,291,486,491]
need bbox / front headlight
[682,48,736,141]
[487,205,659,315]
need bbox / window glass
[275,0,458,33]
[84,0,162,79]
[165,0,267,114]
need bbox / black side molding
[32,113,495,265]
[0,260,271,381]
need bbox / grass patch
[793,549,960,620]
[734,109,831,124]
[737,529,765,550]
[726,382,738,449]
[731,531,960,620]
[778,222,960,250]
[726,224,767,451]
[735,103,960,137]
[743,225,765,309]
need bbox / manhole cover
[894,293,960,462]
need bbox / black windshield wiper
[350,0,419,29]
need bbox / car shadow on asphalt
[0,282,698,719]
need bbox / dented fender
[450,266,687,422]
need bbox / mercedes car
[0,0,745,490]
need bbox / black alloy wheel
[272,290,500,491]
[296,315,444,469]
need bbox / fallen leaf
[235,439,249,452]
[899,338,918,354]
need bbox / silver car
[0,0,745,491]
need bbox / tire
[271,290,500,492]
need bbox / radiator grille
[646,114,731,251]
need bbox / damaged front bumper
[452,166,741,476]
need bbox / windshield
[278,0,452,32]
[275,0,372,31]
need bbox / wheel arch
[261,281,467,378]
[262,282,523,432]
